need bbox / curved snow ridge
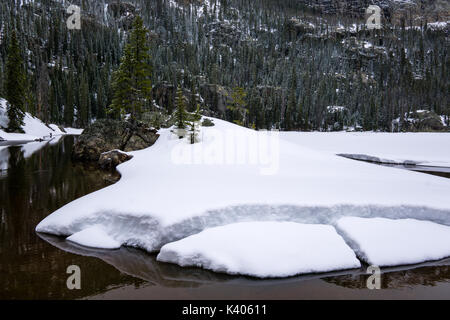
[36,204,450,253]
[36,210,164,252]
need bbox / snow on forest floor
[0,98,83,142]
[281,131,450,168]
[36,117,450,277]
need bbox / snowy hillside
[36,117,450,277]
[0,98,82,142]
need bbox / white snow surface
[0,98,83,141]
[67,225,121,249]
[157,221,361,278]
[336,217,450,266]
[281,131,450,168]
[36,118,450,258]
[64,127,84,135]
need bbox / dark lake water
[1,136,449,299]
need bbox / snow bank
[36,118,450,257]
[64,127,84,135]
[281,131,450,168]
[157,221,360,278]
[336,217,450,266]
[0,98,83,141]
[66,225,121,249]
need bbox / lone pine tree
[226,86,248,127]
[174,86,187,129]
[5,31,26,133]
[284,67,297,131]
[109,16,152,121]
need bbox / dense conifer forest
[0,0,448,131]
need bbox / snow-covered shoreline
[35,117,450,276]
[0,98,83,142]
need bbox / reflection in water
[0,137,127,299]
[323,260,450,290]
[1,136,450,299]
[40,233,450,293]
[0,147,9,172]
[38,234,232,289]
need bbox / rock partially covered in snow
[157,221,361,278]
[98,150,133,170]
[336,217,450,267]
[72,119,159,162]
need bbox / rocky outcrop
[393,110,448,132]
[72,119,159,162]
[199,84,230,113]
[152,81,176,111]
[298,0,449,25]
[107,2,137,30]
[408,111,447,131]
[98,150,133,170]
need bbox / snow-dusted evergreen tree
[226,87,248,127]
[174,86,187,129]
[5,31,26,133]
[109,16,152,121]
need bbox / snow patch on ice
[336,217,450,266]
[66,225,121,249]
[157,221,361,278]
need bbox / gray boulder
[72,119,159,162]
[98,150,133,170]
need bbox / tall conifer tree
[174,86,187,129]
[5,31,26,133]
[109,16,152,120]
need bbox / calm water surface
[1,136,449,299]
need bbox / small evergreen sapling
[174,86,188,138]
